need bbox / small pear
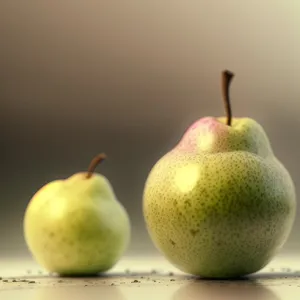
[24,153,130,276]
[143,71,296,279]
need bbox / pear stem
[222,70,235,126]
[86,153,107,179]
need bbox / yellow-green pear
[143,71,296,279]
[24,153,130,276]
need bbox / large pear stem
[222,70,235,126]
[86,153,107,179]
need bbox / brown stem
[86,153,107,179]
[221,70,235,126]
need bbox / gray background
[0,0,299,259]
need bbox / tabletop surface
[1,255,300,300]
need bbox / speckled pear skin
[24,172,131,276]
[143,117,296,279]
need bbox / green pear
[24,153,130,276]
[143,71,296,279]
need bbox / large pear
[24,153,130,276]
[143,71,296,279]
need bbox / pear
[24,153,130,276]
[143,70,296,279]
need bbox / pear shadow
[4,270,300,282]
[172,278,280,300]
[3,271,189,281]
[186,270,300,282]
[247,271,300,280]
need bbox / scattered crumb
[84,284,88,287]
[12,279,17,282]
[151,269,157,274]
[58,280,63,283]
[153,280,156,282]
[3,280,8,282]
[170,279,175,281]
[169,272,174,276]
[110,283,115,286]
[140,276,144,279]
[28,281,36,284]
[131,279,140,283]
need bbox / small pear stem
[86,153,107,179]
[222,70,235,126]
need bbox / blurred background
[0,0,299,259]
